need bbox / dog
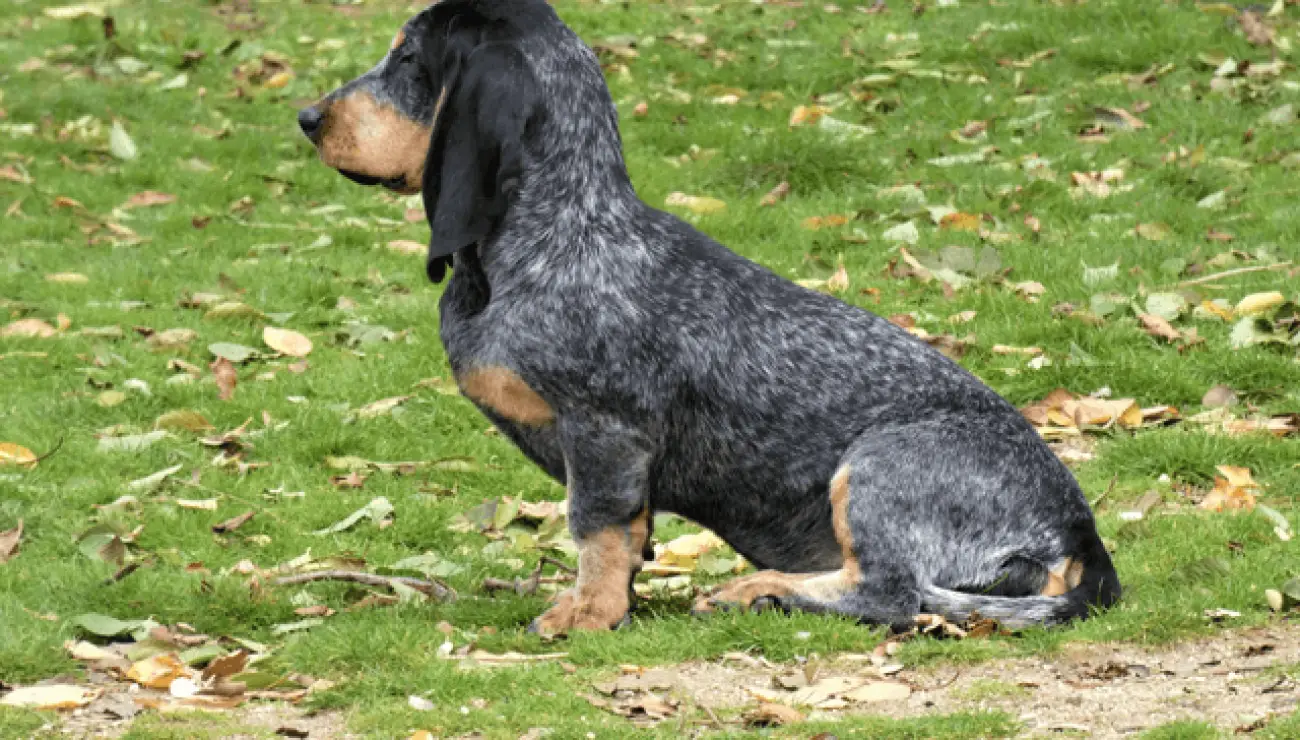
[298,0,1121,636]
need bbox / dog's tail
[919,542,1121,629]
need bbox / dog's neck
[476,41,652,284]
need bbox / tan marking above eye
[457,366,555,427]
[391,29,406,50]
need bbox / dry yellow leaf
[0,442,38,466]
[789,104,833,127]
[263,327,313,357]
[656,531,725,569]
[45,272,89,284]
[387,239,425,256]
[126,653,191,690]
[263,71,294,88]
[0,685,101,710]
[664,192,726,214]
[939,212,982,232]
[1235,291,1285,317]
[1,318,58,338]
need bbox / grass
[2,0,1300,736]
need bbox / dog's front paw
[528,588,629,637]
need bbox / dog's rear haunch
[300,0,1120,636]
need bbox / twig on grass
[30,436,64,465]
[1176,261,1292,287]
[271,570,455,601]
[482,557,576,596]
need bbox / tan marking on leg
[697,467,862,614]
[533,508,649,636]
[829,465,860,581]
[1041,557,1082,597]
[316,91,431,193]
[458,366,554,427]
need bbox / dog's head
[299,0,554,281]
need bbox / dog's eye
[395,48,418,66]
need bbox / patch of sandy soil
[37,624,1300,738]
[672,623,1300,737]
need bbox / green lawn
[2,0,1299,737]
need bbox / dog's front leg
[530,416,653,637]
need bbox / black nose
[298,107,324,140]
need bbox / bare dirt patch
[668,624,1300,737]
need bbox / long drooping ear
[423,41,538,283]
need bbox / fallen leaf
[177,498,219,511]
[387,239,425,256]
[1236,291,1285,317]
[1,318,58,338]
[1240,11,1275,47]
[109,121,137,160]
[148,328,198,350]
[155,409,214,433]
[68,613,158,639]
[1138,313,1181,342]
[745,702,805,727]
[212,511,255,534]
[127,653,190,690]
[841,680,913,703]
[0,442,38,467]
[0,519,22,563]
[1094,106,1147,130]
[122,191,177,209]
[330,471,368,489]
[1202,385,1238,408]
[1135,222,1171,241]
[0,685,101,710]
[127,464,183,493]
[1200,465,1259,512]
[211,358,237,401]
[760,181,790,206]
[355,395,410,419]
[97,430,167,453]
[313,497,394,535]
[802,214,850,230]
[45,272,89,284]
[263,327,312,357]
[664,192,726,215]
[825,264,850,294]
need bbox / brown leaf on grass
[1070,169,1125,199]
[1020,389,1161,439]
[2,318,58,338]
[1199,465,1259,512]
[1013,281,1046,302]
[262,327,312,357]
[330,471,368,489]
[788,104,832,127]
[0,519,22,564]
[1239,11,1274,47]
[126,652,190,690]
[201,650,249,681]
[664,192,726,214]
[0,165,31,184]
[147,327,198,350]
[825,263,850,294]
[760,181,790,206]
[212,511,255,534]
[387,239,425,256]
[210,357,237,401]
[1138,313,1181,342]
[294,605,335,618]
[45,272,89,284]
[122,191,177,209]
[0,442,38,467]
[939,212,981,232]
[745,702,805,727]
[801,214,849,230]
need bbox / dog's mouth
[339,169,410,192]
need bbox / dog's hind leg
[694,467,922,627]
